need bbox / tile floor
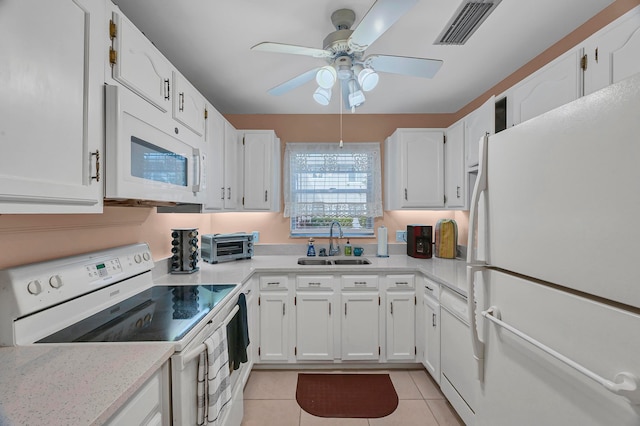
[241,369,465,426]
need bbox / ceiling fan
[251,0,443,112]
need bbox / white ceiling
[112,0,614,115]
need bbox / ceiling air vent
[435,0,502,45]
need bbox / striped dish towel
[197,352,207,425]
[205,327,232,425]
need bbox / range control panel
[0,243,154,319]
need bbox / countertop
[0,343,174,426]
[0,253,467,426]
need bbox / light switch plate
[396,230,407,242]
[252,231,260,243]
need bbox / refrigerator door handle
[482,306,640,405]
[467,264,486,381]
[467,134,489,265]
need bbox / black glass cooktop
[38,285,235,343]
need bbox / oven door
[105,84,205,204]
[171,293,246,426]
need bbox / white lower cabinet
[385,291,416,361]
[341,292,380,360]
[422,279,441,383]
[106,362,170,426]
[296,292,335,360]
[258,276,290,362]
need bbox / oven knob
[134,253,142,263]
[27,280,42,295]
[143,252,151,261]
[49,275,63,289]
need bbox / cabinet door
[173,72,206,137]
[341,292,380,360]
[203,107,225,211]
[403,130,445,208]
[242,131,278,211]
[445,120,466,209]
[583,8,640,95]
[465,96,495,168]
[423,294,441,383]
[259,292,289,361]
[296,292,334,360]
[386,292,416,361]
[111,11,173,112]
[511,50,581,126]
[0,0,103,213]
[223,121,240,210]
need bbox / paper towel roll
[377,226,388,257]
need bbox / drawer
[341,274,378,290]
[423,278,440,302]
[296,275,334,290]
[386,274,415,289]
[259,275,289,290]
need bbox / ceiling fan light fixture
[313,86,332,105]
[316,66,337,89]
[357,68,379,91]
[347,79,365,108]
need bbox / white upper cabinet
[109,10,173,112]
[464,96,495,169]
[582,6,640,95]
[510,50,582,126]
[172,71,206,137]
[445,120,466,209]
[241,130,281,211]
[384,129,445,210]
[0,0,104,213]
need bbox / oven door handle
[177,304,240,370]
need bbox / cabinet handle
[283,303,286,316]
[432,313,437,327]
[396,281,408,286]
[404,188,408,200]
[355,281,367,286]
[90,150,100,182]
[456,186,461,198]
[390,302,394,315]
[179,92,185,111]
[227,187,231,200]
[345,303,347,316]
[329,302,331,316]
[425,285,433,292]
[309,282,321,286]
[221,187,225,200]
[267,282,280,286]
[164,79,170,100]
[265,190,268,202]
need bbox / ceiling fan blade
[268,68,320,96]
[348,0,419,52]
[365,55,443,78]
[251,42,332,58]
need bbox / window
[284,142,382,237]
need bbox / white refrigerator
[467,72,640,425]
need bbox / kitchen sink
[297,257,372,266]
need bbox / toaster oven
[201,233,254,264]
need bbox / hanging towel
[201,326,232,425]
[197,352,207,425]
[227,293,250,371]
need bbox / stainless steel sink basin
[332,258,372,265]
[297,257,372,265]
[297,258,334,265]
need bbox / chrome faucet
[328,221,343,256]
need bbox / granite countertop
[0,343,173,426]
[0,252,466,426]
[155,253,469,297]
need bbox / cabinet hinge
[258,347,261,356]
[443,135,447,144]
[444,194,447,204]
[258,296,260,306]
[109,47,117,65]
[243,136,245,146]
[109,19,117,39]
[414,296,417,305]
[595,47,599,63]
[204,108,208,120]
[415,346,417,355]
[294,296,297,305]
[242,197,245,206]
[295,347,297,356]
[378,296,381,306]
[580,54,588,71]
[378,346,381,356]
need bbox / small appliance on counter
[201,232,254,264]
[435,219,458,258]
[170,228,199,274]
[407,225,432,259]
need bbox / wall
[0,0,632,269]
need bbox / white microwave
[104,85,205,204]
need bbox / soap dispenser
[306,238,316,257]
[344,239,352,256]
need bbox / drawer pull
[355,281,367,286]
[309,282,321,286]
[267,282,280,286]
[396,281,409,286]
[425,285,433,291]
